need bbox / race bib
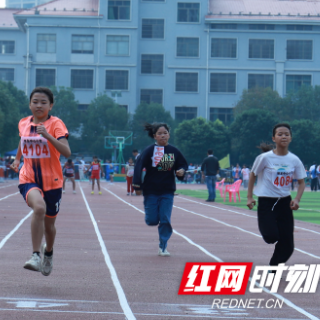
[272,165,293,188]
[152,146,164,167]
[92,164,99,171]
[21,136,50,159]
[66,168,74,174]
[127,168,134,177]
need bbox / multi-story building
[1,0,320,124]
[6,0,50,9]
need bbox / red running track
[0,180,319,320]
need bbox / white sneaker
[24,253,41,271]
[62,190,65,194]
[40,244,53,276]
[127,193,130,196]
[158,248,170,257]
[73,190,76,194]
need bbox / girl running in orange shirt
[11,87,71,276]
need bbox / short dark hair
[132,149,138,153]
[67,159,72,164]
[207,149,213,155]
[30,87,54,104]
[272,123,292,137]
[93,155,98,159]
[144,122,170,138]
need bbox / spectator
[132,149,140,164]
[309,162,318,191]
[126,158,135,195]
[241,164,250,189]
[201,149,220,202]
[233,163,241,182]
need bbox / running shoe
[40,244,53,276]
[127,193,130,196]
[91,191,94,195]
[73,190,76,194]
[23,253,41,271]
[62,190,65,194]
[158,248,170,257]
[99,191,102,195]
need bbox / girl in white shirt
[247,123,306,267]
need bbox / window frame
[106,34,130,56]
[285,74,312,94]
[141,18,165,40]
[36,34,56,54]
[105,69,130,91]
[248,39,275,60]
[0,40,15,55]
[247,73,274,90]
[71,35,94,54]
[209,72,237,94]
[210,37,238,59]
[175,106,198,122]
[140,88,164,105]
[176,36,200,58]
[70,69,95,90]
[174,71,199,93]
[35,68,57,87]
[286,39,313,61]
[177,2,201,24]
[209,107,234,125]
[0,67,14,81]
[140,54,165,75]
[107,0,132,21]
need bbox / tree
[175,118,230,164]
[0,81,28,155]
[81,93,129,158]
[230,109,278,165]
[289,120,320,165]
[131,103,175,152]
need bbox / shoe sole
[23,264,40,272]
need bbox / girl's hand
[10,159,20,173]
[247,197,256,210]
[176,169,185,177]
[290,199,300,210]
[36,123,50,139]
[135,190,142,196]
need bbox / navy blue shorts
[18,183,62,218]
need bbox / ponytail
[144,122,170,138]
[258,142,274,153]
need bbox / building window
[211,38,236,58]
[142,19,164,39]
[105,70,129,90]
[140,89,163,104]
[175,106,197,122]
[287,40,312,60]
[0,40,14,54]
[37,34,56,53]
[141,54,164,74]
[106,35,129,55]
[177,3,200,23]
[119,105,128,112]
[78,104,89,111]
[249,24,275,30]
[177,37,199,57]
[287,25,312,31]
[71,70,94,89]
[286,75,311,93]
[108,0,130,20]
[175,72,198,92]
[248,74,273,90]
[210,108,234,125]
[36,69,56,87]
[71,35,94,54]
[210,73,236,93]
[210,24,237,29]
[249,39,274,59]
[0,68,14,81]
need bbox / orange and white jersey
[19,115,69,191]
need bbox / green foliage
[230,109,278,165]
[289,120,320,165]
[130,103,175,152]
[81,93,129,158]
[175,118,230,164]
[0,81,28,154]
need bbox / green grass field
[176,189,320,225]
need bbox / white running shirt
[252,150,306,198]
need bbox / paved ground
[0,180,319,320]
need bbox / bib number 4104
[21,136,51,159]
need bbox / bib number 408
[274,176,292,187]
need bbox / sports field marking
[0,210,33,250]
[0,184,17,189]
[102,186,319,320]
[177,196,320,236]
[0,192,19,201]
[78,183,136,320]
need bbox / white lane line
[78,183,136,320]
[0,184,17,189]
[0,297,99,303]
[177,196,320,236]
[102,187,320,320]
[0,210,33,250]
[0,192,19,201]
[174,204,320,260]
